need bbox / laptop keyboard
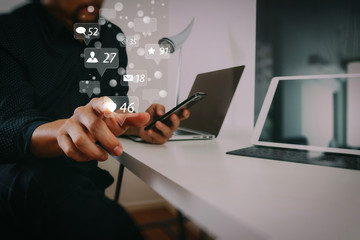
[226,146,360,170]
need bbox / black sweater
[0,3,128,163]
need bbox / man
[0,0,189,238]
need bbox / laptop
[227,73,360,170]
[129,65,245,141]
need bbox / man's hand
[56,97,150,162]
[138,104,190,144]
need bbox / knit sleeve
[0,47,50,163]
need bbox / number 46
[120,102,135,113]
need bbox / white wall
[167,0,256,134]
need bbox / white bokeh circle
[154,71,162,79]
[137,10,144,17]
[143,16,151,24]
[87,5,95,13]
[159,90,167,98]
[114,2,124,11]
[117,67,126,75]
[137,48,145,56]
[109,79,117,87]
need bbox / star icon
[148,47,155,55]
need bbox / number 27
[103,52,117,63]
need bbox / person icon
[86,51,98,63]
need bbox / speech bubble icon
[79,80,101,98]
[144,44,170,65]
[142,89,161,104]
[84,48,119,76]
[74,23,100,45]
[118,34,139,50]
[120,70,147,92]
[107,96,140,125]
[76,26,86,34]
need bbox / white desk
[114,130,360,240]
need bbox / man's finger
[120,112,150,129]
[146,129,167,144]
[155,121,173,138]
[90,96,117,116]
[155,104,165,116]
[66,119,109,161]
[168,114,180,131]
[179,109,190,120]
[76,109,123,156]
[145,104,157,117]
[57,133,91,162]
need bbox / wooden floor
[130,207,212,240]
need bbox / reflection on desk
[114,130,360,240]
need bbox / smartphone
[144,92,206,131]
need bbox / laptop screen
[253,74,360,155]
[180,66,244,136]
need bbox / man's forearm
[30,119,66,158]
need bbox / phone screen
[144,92,206,131]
